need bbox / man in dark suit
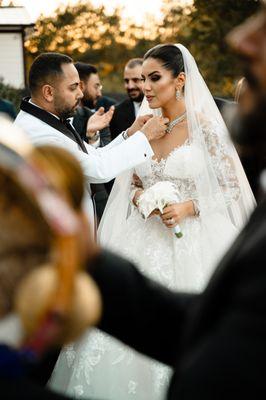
[73,62,115,216]
[109,58,144,139]
[73,62,113,146]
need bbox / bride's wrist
[186,200,200,217]
[185,200,196,217]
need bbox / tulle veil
[98,44,256,247]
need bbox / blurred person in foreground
[232,76,261,198]
[0,118,101,398]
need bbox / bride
[49,44,256,399]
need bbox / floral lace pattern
[201,120,241,204]
[49,138,239,400]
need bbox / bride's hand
[148,209,160,218]
[132,189,144,207]
[132,173,143,188]
[161,201,194,228]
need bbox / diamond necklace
[165,111,187,134]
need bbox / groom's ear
[42,84,54,103]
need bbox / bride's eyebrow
[148,71,160,77]
[141,71,161,78]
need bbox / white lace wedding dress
[49,137,239,400]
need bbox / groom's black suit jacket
[0,199,265,399]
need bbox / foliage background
[0,0,260,104]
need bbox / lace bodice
[134,140,200,204]
[132,124,241,209]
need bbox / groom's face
[52,63,83,119]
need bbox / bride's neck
[161,99,186,122]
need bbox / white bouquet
[137,181,183,238]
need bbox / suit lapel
[20,98,88,153]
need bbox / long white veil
[98,44,256,246]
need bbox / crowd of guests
[0,2,265,399]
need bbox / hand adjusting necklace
[166,112,187,134]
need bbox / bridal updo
[143,44,184,78]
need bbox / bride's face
[141,57,180,109]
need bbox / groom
[14,52,168,231]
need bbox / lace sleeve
[201,120,241,205]
[129,171,144,206]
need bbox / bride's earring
[176,89,182,101]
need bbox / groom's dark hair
[29,52,73,95]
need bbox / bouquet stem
[173,225,183,239]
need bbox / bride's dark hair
[143,44,184,77]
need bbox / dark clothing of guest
[109,98,136,140]
[0,98,17,120]
[72,106,111,147]
[72,105,110,218]
[214,96,236,115]
[96,96,116,111]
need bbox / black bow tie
[61,118,73,127]
[61,119,88,153]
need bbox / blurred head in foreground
[227,1,266,167]
[0,118,101,353]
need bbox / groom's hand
[140,116,169,141]
[86,106,115,136]
[127,114,153,137]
